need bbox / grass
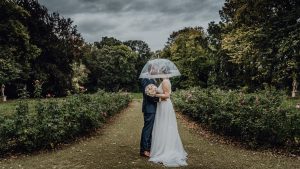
[130,92,143,99]
[0,100,299,169]
[0,97,64,116]
[0,101,17,116]
[282,96,300,109]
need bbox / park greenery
[0,91,131,155]
[0,0,299,96]
[1,0,299,97]
[173,88,300,154]
[0,0,299,155]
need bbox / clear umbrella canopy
[139,59,181,79]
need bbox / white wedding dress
[149,79,188,167]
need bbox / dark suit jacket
[141,78,159,114]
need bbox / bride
[149,69,188,167]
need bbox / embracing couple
[139,59,188,167]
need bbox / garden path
[0,100,299,169]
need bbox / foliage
[215,0,300,91]
[0,0,41,87]
[161,27,213,89]
[18,0,85,96]
[71,62,89,93]
[1,0,300,97]
[173,88,300,153]
[158,1,299,92]
[17,85,30,99]
[221,25,267,89]
[0,91,131,155]
[206,22,240,88]
[84,38,139,92]
[0,0,84,98]
[123,40,153,75]
[33,80,43,98]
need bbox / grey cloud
[39,0,225,50]
[78,19,116,35]
[41,0,223,15]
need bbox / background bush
[172,87,300,154]
[0,91,131,155]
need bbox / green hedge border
[173,88,300,154]
[0,91,131,156]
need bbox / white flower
[145,84,157,97]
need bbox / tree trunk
[292,78,297,98]
[1,84,6,102]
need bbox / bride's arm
[155,80,171,99]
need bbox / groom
[140,64,161,157]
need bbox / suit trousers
[140,113,156,154]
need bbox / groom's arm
[141,79,160,102]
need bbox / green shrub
[0,91,131,155]
[173,87,300,154]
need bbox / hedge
[172,88,300,154]
[0,91,131,155]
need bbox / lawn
[0,97,65,116]
[130,92,143,99]
[283,96,300,109]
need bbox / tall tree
[123,40,153,75]
[161,27,213,89]
[219,0,300,92]
[206,21,241,89]
[94,36,122,48]
[84,38,138,92]
[16,0,84,96]
[0,0,41,97]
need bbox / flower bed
[0,91,131,155]
[172,88,300,154]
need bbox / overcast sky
[39,0,225,51]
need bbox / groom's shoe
[140,151,150,158]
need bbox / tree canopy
[1,0,299,97]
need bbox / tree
[206,21,241,89]
[221,25,267,89]
[0,0,41,97]
[94,36,122,48]
[161,27,213,89]
[0,0,84,97]
[123,40,153,75]
[219,0,300,92]
[84,40,138,92]
[16,0,85,96]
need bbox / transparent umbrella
[139,59,181,79]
